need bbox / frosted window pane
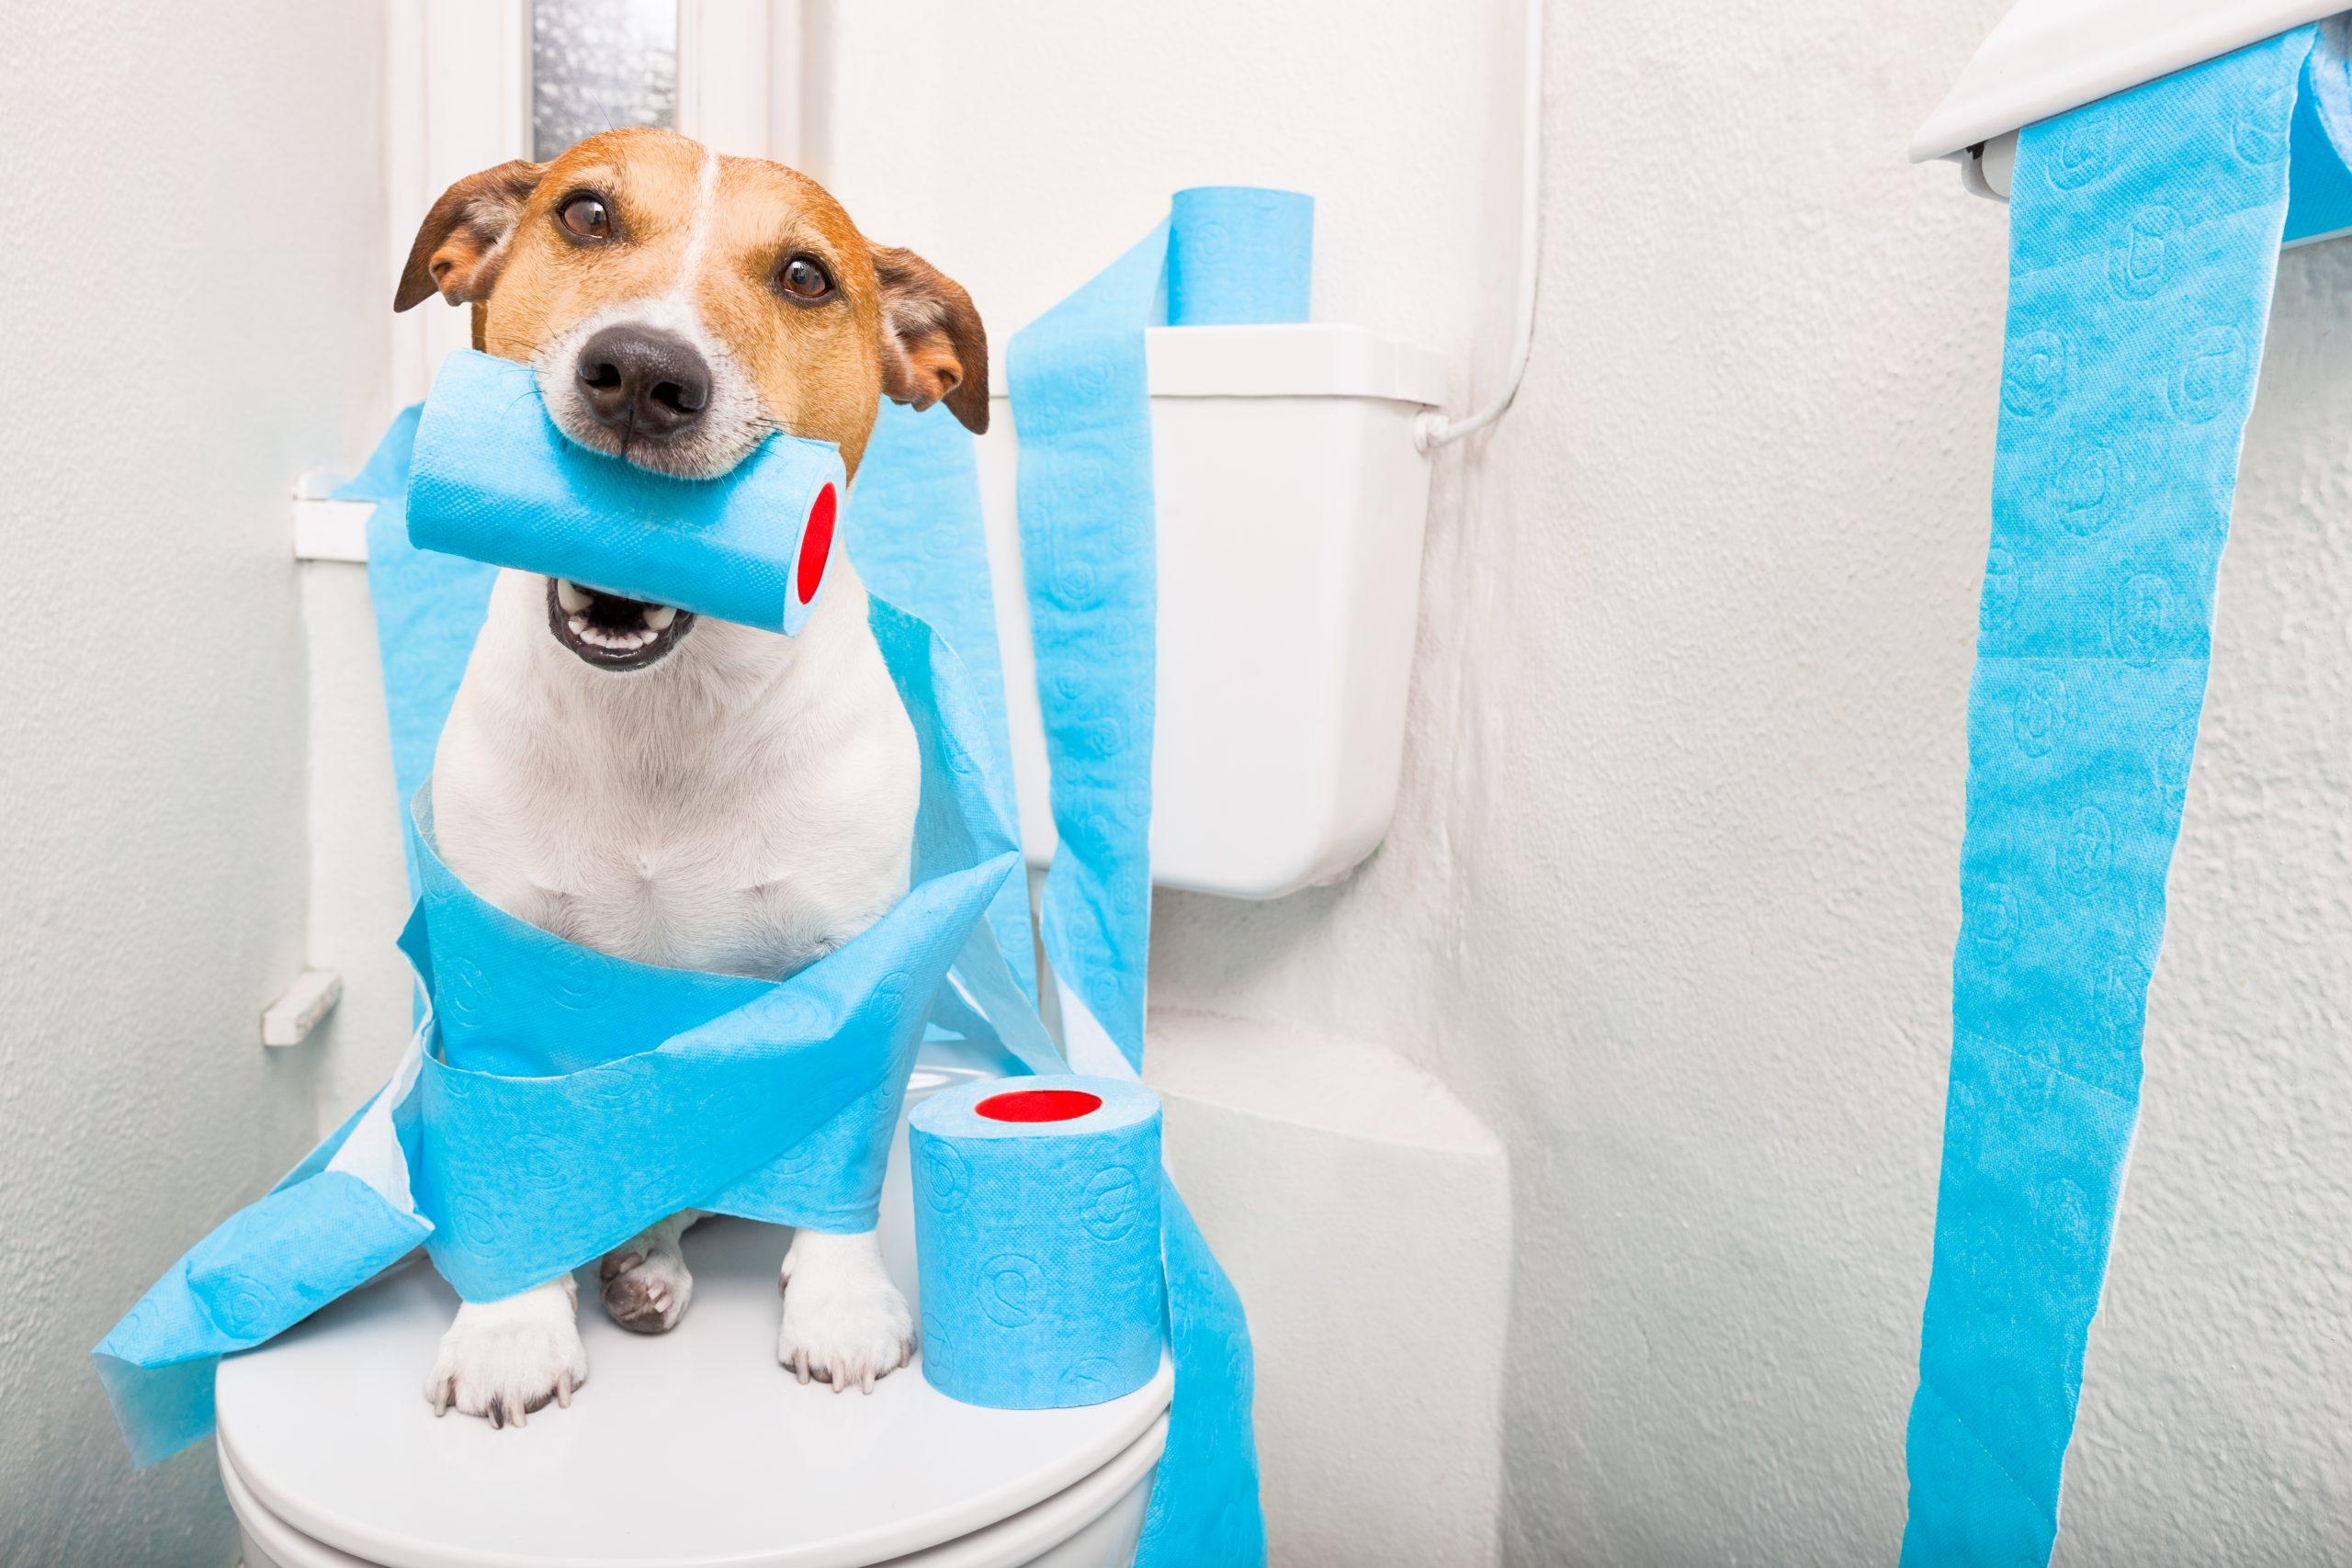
[531,0,678,164]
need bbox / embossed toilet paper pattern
[1902,28,2343,1566]
[910,1077,1166,1409]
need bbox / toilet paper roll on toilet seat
[910,1076,1166,1410]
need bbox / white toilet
[217,1062,1172,1568]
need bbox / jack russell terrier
[392,127,988,1427]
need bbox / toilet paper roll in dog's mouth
[408,349,843,637]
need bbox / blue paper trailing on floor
[1902,24,2352,1565]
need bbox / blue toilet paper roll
[407,349,843,635]
[1166,186,1312,325]
[910,1076,1166,1409]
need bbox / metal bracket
[1958,134,2016,202]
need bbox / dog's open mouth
[546,578,695,671]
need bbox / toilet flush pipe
[1416,0,1545,452]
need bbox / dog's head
[395,128,985,671]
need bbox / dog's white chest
[428,570,918,981]
[518,806,872,976]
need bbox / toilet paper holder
[1914,2,2346,197]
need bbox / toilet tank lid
[1910,0,2344,163]
[991,322,1449,406]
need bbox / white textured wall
[805,0,1518,390]
[0,3,388,1562]
[827,1,2352,1563]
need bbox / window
[530,0,679,163]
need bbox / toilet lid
[214,1213,1172,1568]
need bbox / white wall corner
[1145,1007,1512,1568]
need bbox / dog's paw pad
[778,1269,913,1393]
[424,1298,588,1428]
[600,1247,693,1335]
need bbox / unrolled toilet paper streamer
[1003,186,1294,1565]
[93,410,1023,1464]
[408,349,843,637]
[910,1077,1166,1409]
[1903,25,2352,1565]
[1012,184,1312,1082]
[849,399,1039,1019]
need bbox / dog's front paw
[599,1223,694,1334]
[424,1279,587,1428]
[777,1230,913,1393]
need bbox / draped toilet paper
[845,185,1298,1562]
[93,414,1020,1465]
[1009,184,1307,1083]
[849,399,1039,1019]
[408,349,842,635]
[910,1077,1165,1409]
[1005,189,1288,1565]
[1903,24,2352,1566]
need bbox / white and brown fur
[394,128,987,1427]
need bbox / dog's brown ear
[394,160,546,312]
[871,245,989,434]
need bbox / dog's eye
[558,194,613,241]
[777,254,832,300]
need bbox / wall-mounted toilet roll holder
[1915,0,2352,240]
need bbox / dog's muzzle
[547,577,695,671]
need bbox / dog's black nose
[573,325,711,439]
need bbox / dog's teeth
[574,619,656,652]
[555,579,592,614]
[642,604,677,632]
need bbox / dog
[391,127,989,1427]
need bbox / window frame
[382,0,800,407]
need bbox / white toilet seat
[222,1407,1168,1568]
[214,1118,1172,1568]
